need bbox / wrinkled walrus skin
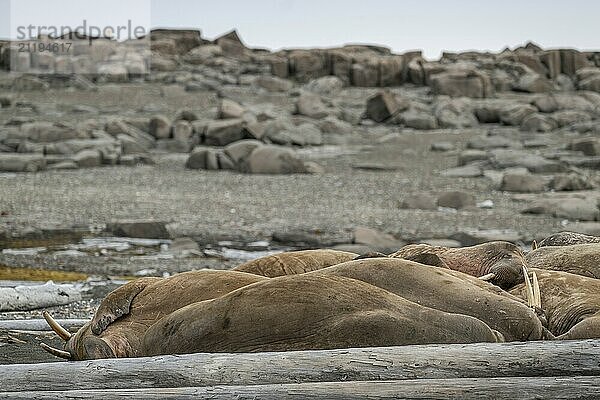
[390,241,525,290]
[142,274,503,356]
[232,249,358,277]
[510,269,600,340]
[310,258,544,341]
[538,231,600,247]
[526,243,600,280]
[64,270,267,360]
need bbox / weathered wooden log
[2,340,600,392]
[0,319,87,332]
[4,376,600,399]
[0,282,81,311]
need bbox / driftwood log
[3,377,600,399]
[0,319,87,332]
[1,340,599,393]
[0,282,81,312]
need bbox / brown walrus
[232,249,358,277]
[310,258,545,341]
[389,241,526,290]
[41,270,267,360]
[538,231,600,247]
[142,274,503,356]
[526,243,600,279]
[509,269,600,340]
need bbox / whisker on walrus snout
[42,311,72,341]
[40,343,72,360]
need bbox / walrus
[509,269,600,340]
[309,258,545,341]
[526,243,600,279]
[232,249,358,277]
[41,270,267,360]
[142,274,503,356]
[389,241,526,290]
[538,231,600,247]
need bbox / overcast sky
[1,0,598,58]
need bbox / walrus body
[509,269,600,340]
[390,241,525,290]
[538,231,600,247]
[311,258,543,341]
[526,244,600,279]
[64,270,267,360]
[142,274,503,355]
[233,249,358,277]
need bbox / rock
[117,134,147,154]
[570,138,600,156]
[552,110,592,128]
[397,110,438,130]
[318,116,353,135]
[264,121,323,147]
[330,244,375,255]
[47,160,79,170]
[352,226,405,254]
[169,237,200,257]
[437,191,476,209]
[255,76,293,92]
[520,113,558,132]
[288,50,328,82]
[579,74,600,92]
[499,103,537,126]
[97,63,129,83]
[566,222,600,236]
[72,149,102,168]
[149,115,171,139]
[532,95,559,113]
[513,73,553,93]
[156,139,190,153]
[560,49,590,77]
[351,61,379,87]
[219,99,246,119]
[433,98,477,128]
[204,119,245,146]
[450,229,522,246]
[304,161,325,174]
[430,142,455,152]
[441,164,483,178]
[458,150,488,166]
[366,90,404,122]
[0,154,46,172]
[107,220,170,239]
[522,198,599,221]
[20,122,82,142]
[174,110,199,122]
[491,149,566,173]
[184,45,223,64]
[467,136,514,150]
[172,120,193,142]
[303,76,344,96]
[247,145,308,174]
[398,193,438,210]
[430,70,493,98]
[105,120,155,150]
[550,174,595,191]
[500,172,546,193]
[185,146,221,170]
[0,95,12,108]
[222,140,263,171]
[296,92,330,119]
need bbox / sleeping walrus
[142,274,504,356]
[232,249,357,277]
[526,243,600,280]
[41,270,266,360]
[310,258,545,341]
[389,241,526,290]
[509,269,600,340]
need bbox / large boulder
[513,73,553,93]
[570,138,600,156]
[295,92,331,119]
[520,113,558,132]
[224,140,263,171]
[247,145,309,174]
[185,146,234,171]
[263,120,323,147]
[303,76,344,96]
[523,198,599,221]
[365,90,405,122]
[288,50,328,82]
[149,116,171,140]
[433,98,477,128]
[204,119,245,146]
[430,70,493,98]
[499,103,537,126]
[20,122,83,142]
[219,99,246,119]
[0,154,46,172]
[500,172,546,193]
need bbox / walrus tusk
[43,311,72,341]
[522,265,535,308]
[532,271,541,309]
[531,240,538,250]
[40,343,71,360]
[478,273,496,281]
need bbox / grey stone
[437,191,476,209]
[441,164,484,178]
[550,174,595,191]
[172,120,193,142]
[156,139,190,153]
[459,150,488,166]
[499,103,537,126]
[219,99,246,119]
[430,142,455,152]
[303,76,344,96]
[263,121,323,147]
[522,198,599,221]
[0,154,46,172]
[434,98,477,128]
[353,226,405,254]
[20,122,83,142]
[204,119,245,146]
[491,149,566,173]
[532,95,559,113]
[397,110,438,130]
[450,229,522,246]
[500,172,546,193]
[149,115,171,139]
[467,136,514,150]
[255,76,293,92]
[398,193,437,210]
[319,116,353,135]
[570,138,600,156]
[520,113,558,132]
[430,70,493,98]
[224,140,263,169]
[72,149,102,168]
[513,73,553,93]
[366,91,403,122]
[247,145,308,174]
[47,161,79,170]
[552,110,592,128]
[296,92,331,119]
[107,220,170,239]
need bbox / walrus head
[41,312,115,361]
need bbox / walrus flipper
[91,278,160,335]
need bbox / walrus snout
[488,257,524,290]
